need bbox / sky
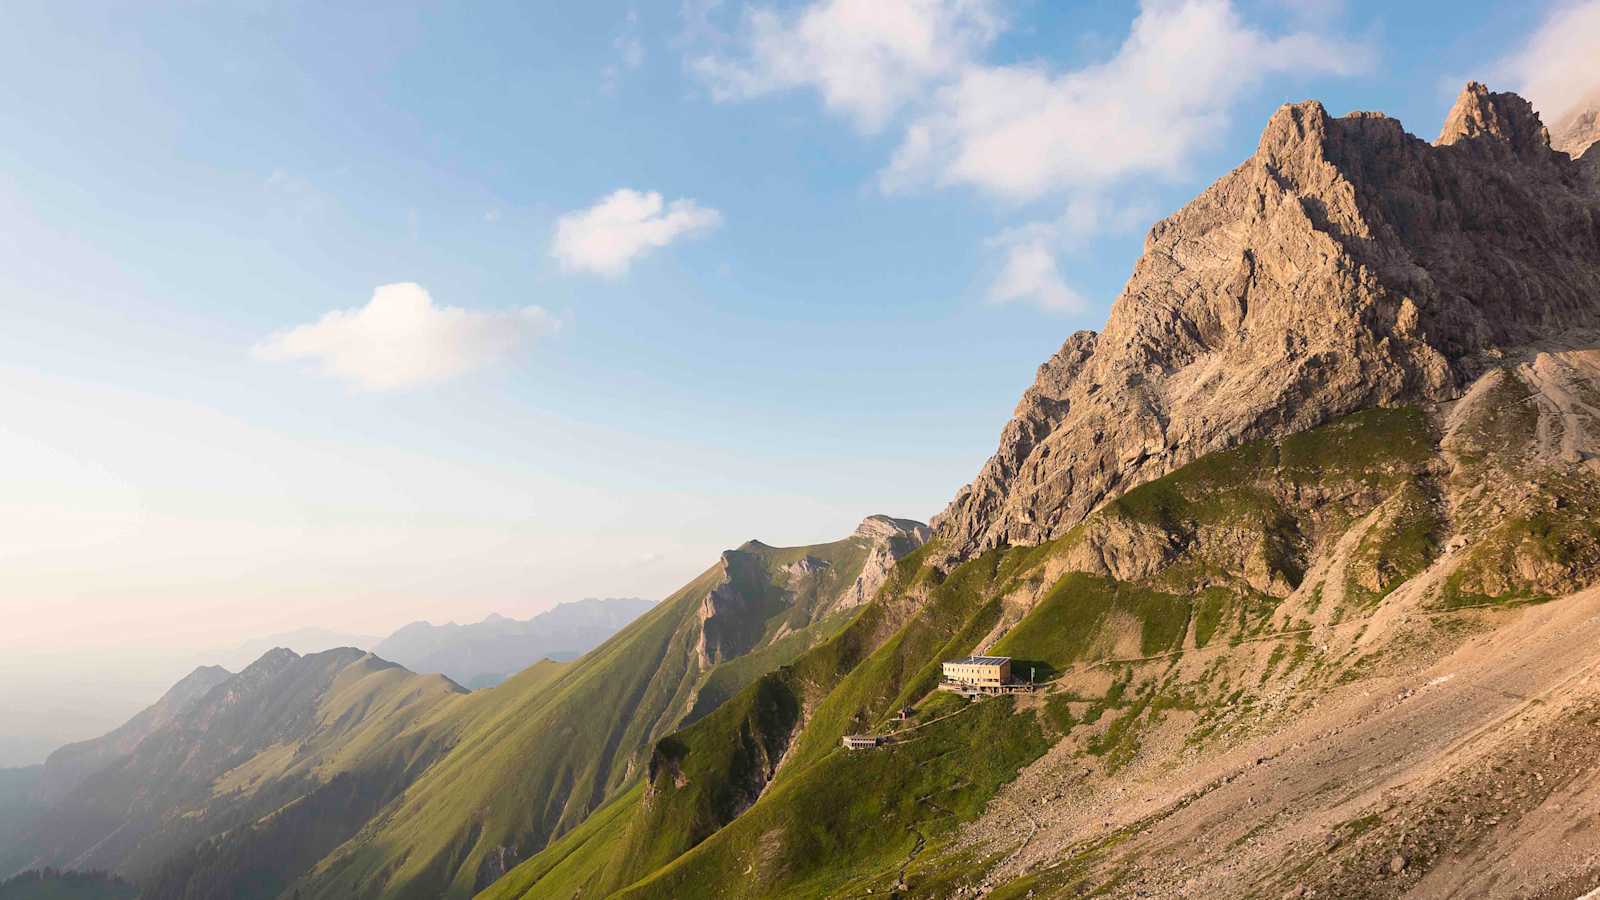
[1,0,1596,762]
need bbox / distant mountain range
[372,597,656,688]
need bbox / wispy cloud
[604,9,648,92]
[986,240,1087,314]
[983,196,1155,313]
[1497,0,1600,123]
[691,0,1003,132]
[254,283,558,390]
[551,189,722,278]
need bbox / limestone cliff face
[932,82,1600,565]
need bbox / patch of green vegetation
[1111,407,1431,527]
[1193,587,1229,648]
[894,848,1008,900]
[1042,693,1079,734]
[1448,368,1540,469]
[1084,671,1198,773]
[986,824,1140,899]
[992,573,1190,672]
[613,696,1050,900]
[688,609,850,720]
[1440,478,1600,609]
[475,785,643,900]
[1341,812,1383,838]
[1078,669,1133,727]
[1259,642,1290,684]
[1345,478,1445,607]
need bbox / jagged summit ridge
[1436,80,1553,157]
[933,82,1600,564]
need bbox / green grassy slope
[486,407,1465,899]
[295,529,912,900]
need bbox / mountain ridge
[373,596,655,687]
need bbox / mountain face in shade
[372,596,655,687]
[930,80,1600,566]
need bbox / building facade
[941,655,1011,687]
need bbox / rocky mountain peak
[854,514,932,543]
[932,83,1600,565]
[1436,80,1552,158]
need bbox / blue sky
[1,0,1594,666]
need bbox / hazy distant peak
[1551,85,1600,158]
[370,596,653,686]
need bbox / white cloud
[987,240,1087,313]
[884,0,1372,200]
[691,0,1003,132]
[551,189,722,278]
[604,9,647,92]
[254,283,558,390]
[1499,0,1600,123]
[983,196,1154,313]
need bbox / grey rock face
[933,83,1600,566]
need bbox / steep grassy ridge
[294,523,924,900]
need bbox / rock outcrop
[933,82,1600,564]
[834,515,932,613]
